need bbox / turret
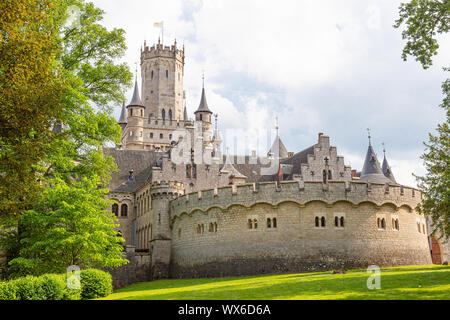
[359,132,391,183]
[118,101,127,131]
[381,145,396,183]
[150,181,184,279]
[124,80,146,148]
[267,118,289,159]
[194,77,213,135]
[211,114,222,159]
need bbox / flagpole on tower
[153,21,164,44]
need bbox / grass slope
[100,265,450,300]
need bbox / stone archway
[430,236,443,264]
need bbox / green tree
[0,0,65,222]
[394,0,449,239]
[1,0,132,276]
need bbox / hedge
[0,269,111,300]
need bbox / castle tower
[140,39,185,121]
[194,77,213,137]
[122,80,146,149]
[150,181,184,280]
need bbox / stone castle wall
[169,180,431,278]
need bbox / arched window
[395,219,399,231]
[130,109,133,117]
[340,216,344,227]
[200,114,203,121]
[417,222,421,233]
[315,216,320,227]
[248,219,253,229]
[328,170,332,180]
[322,170,327,183]
[381,218,385,229]
[151,70,154,79]
[267,218,272,228]
[335,216,339,227]
[166,70,168,78]
[273,218,277,228]
[214,222,218,233]
[169,109,173,121]
[253,219,258,229]
[321,216,326,227]
[112,203,119,216]
[209,223,214,232]
[121,204,128,217]
[162,109,166,121]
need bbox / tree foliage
[0,0,132,276]
[395,0,449,239]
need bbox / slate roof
[360,144,392,183]
[194,87,212,114]
[268,135,289,159]
[220,154,247,179]
[104,148,161,192]
[127,80,144,107]
[382,155,396,183]
[118,102,127,124]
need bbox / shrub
[443,261,448,265]
[12,276,45,300]
[0,281,18,300]
[80,269,112,300]
[60,273,81,300]
[39,274,65,300]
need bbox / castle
[105,39,437,283]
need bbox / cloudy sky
[92,0,449,187]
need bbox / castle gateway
[106,39,431,283]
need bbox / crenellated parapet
[170,180,422,220]
[141,41,184,64]
[150,181,185,200]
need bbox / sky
[91,0,449,187]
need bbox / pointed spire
[360,140,391,183]
[268,119,288,159]
[118,101,127,124]
[381,143,396,183]
[127,79,144,107]
[194,74,212,114]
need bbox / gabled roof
[360,144,392,183]
[127,80,144,108]
[382,155,396,183]
[220,153,247,179]
[118,102,127,124]
[194,87,212,114]
[268,135,289,159]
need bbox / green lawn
[100,265,450,300]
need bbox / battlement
[170,180,422,219]
[141,41,184,63]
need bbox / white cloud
[92,0,449,186]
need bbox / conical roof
[360,144,391,183]
[127,80,144,107]
[183,105,188,121]
[268,135,289,159]
[194,87,212,114]
[118,101,127,124]
[382,155,396,183]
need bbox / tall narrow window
[340,217,344,227]
[381,218,386,229]
[166,70,168,78]
[315,216,320,227]
[162,109,166,121]
[169,109,173,121]
[253,219,258,229]
[328,170,332,180]
[112,204,119,216]
[267,218,272,228]
[121,204,128,217]
[321,216,326,227]
[186,164,191,178]
[248,219,253,229]
[151,70,154,79]
[323,170,327,183]
[273,217,277,228]
[335,216,339,227]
